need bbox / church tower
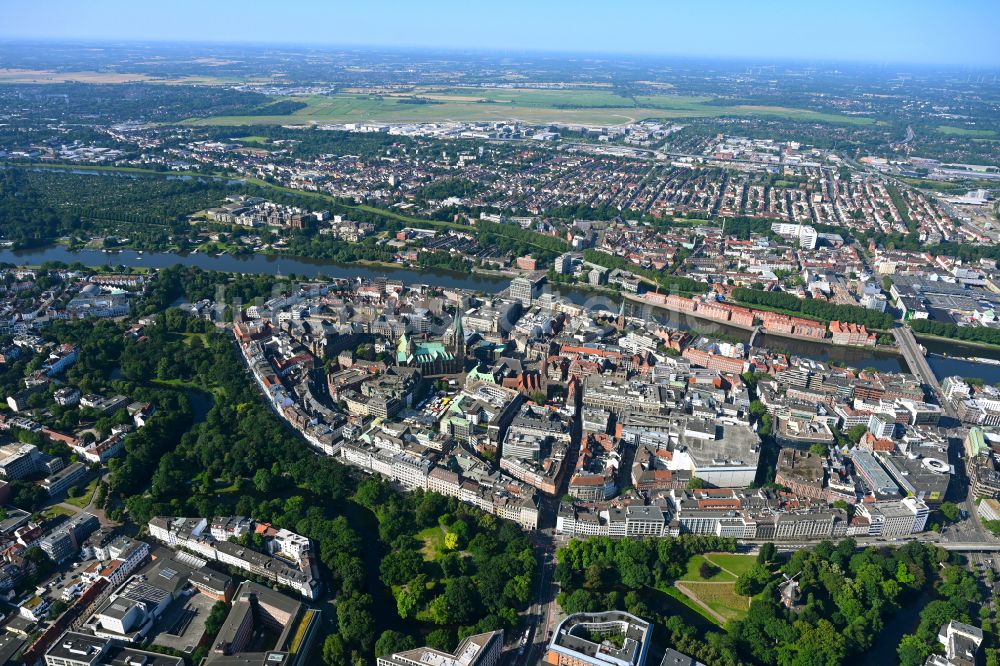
[453,301,466,359]
[396,329,413,365]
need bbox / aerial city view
[0,1,999,665]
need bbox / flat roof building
[44,630,183,666]
[201,581,320,666]
[377,630,503,666]
[544,611,652,666]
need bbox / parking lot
[39,558,103,606]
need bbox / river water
[3,244,996,382]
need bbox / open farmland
[184,86,876,127]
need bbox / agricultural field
[675,580,751,624]
[185,86,875,128]
[0,67,233,85]
[935,125,998,137]
[675,553,757,625]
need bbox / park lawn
[64,475,101,509]
[168,332,209,346]
[149,377,227,400]
[681,554,737,582]
[42,505,76,520]
[704,553,759,578]
[212,479,242,494]
[679,581,751,624]
[936,125,998,137]
[416,526,444,560]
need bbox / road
[893,326,957,419]
[516,527,558,665]
[511,389,584,664]
[890,125,915,150]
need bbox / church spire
[396,329,412,365]
[453,301,465,358]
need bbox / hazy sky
[3,0,999,67]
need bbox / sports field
[184,85,876,128]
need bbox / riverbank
[622,291,900,353]
[914,330,1000,353]
[8,243,1000,382]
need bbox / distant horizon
[2,0,998,69]
[2,37,998,74]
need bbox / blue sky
[3,0,999,67]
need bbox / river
[3,244,996,382]
[862,591,933,666]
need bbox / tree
[846,424,868,444]
[354,477,389,510]
[204,601,229,638]
[777,619,847,666]
[375,630,418,657]
[560,588,600,614]
[380,548,424,587]
[757,542,777,565]
[396,576,427,620]
[337,593,376,652]
[10,481,48,510]
[699,561,719,579]
[252,468,274,493]
[47,599,69,618]
[734,564,771,597]
[429,576,480,625]
[938,502,961,523]
[425,628,455,652]
[687,477,707,490]
[439,551,466,578]
[898,634,931,666]
[322,635,347,666]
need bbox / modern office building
[44,630,183,666]
[510,276,543,307]
[202,581,320,666]
[544,611,652,666]
[377,630,503,666]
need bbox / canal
[2,244,996,382]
